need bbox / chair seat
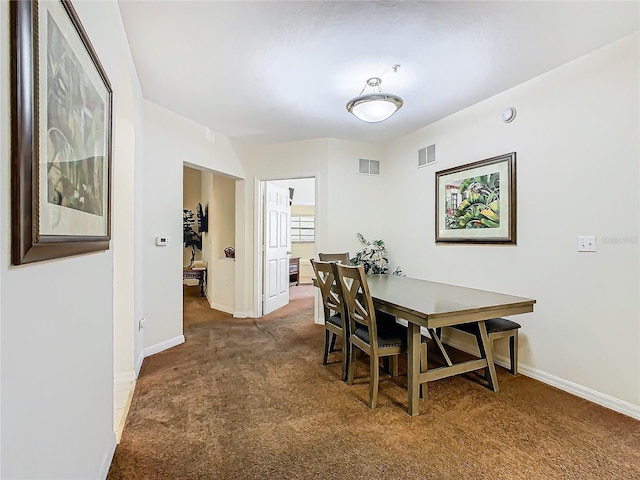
[452,317,521,335]
[354,323,407,348]
[326,313,343,328]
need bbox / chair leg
[369,354,379,409]
[341,337,351,382]
[322,329,331,366]
[509,333,519,375]
[329,333,337,353]
[347,342,356,385]
[382,357,390,374]
[390,355,399,378]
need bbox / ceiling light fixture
[346,75,403,123]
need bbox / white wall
[210,175,236,261]
[133,71,146,378]
[1,1,142,477]
[112,1,146,397]
[326,139,387,259]
[237,138,389,315]
[205,173,236,312]
[289,177,316,206]
[382,34,640,413]
[235,139,328,316]
[113,71,136,384]
[239,138,388,255]
[142,101,245,352]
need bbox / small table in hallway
[183,267,207,297]
[289,257,300,285]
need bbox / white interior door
[263,182,291,314]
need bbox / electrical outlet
[577,235,597,252]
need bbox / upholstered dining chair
[310,259,350,382]
[332,263,410,409]
[318,252,350,264]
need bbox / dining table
[365,274,536,416]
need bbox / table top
[366,274,536,328]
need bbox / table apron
[373,302,533,329]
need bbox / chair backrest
[310,259,345,320]
[332,263,377,346]
[318,252,351,265]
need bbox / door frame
[255,174,319,318]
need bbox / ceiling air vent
[418,144,436,168]
[358,158,380,175]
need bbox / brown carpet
[108,285,640,480]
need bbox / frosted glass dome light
[346,77,403,123]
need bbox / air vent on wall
[418,144,436,168]
[358,158,380,175]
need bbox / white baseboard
[518,364,640,420]
[233,311,253,318]
[143,335,185,358]
[98,433,117,480]
[135,352,144,377]
[439,334,640,420]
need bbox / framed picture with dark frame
[435,152,516,244]
[10,0,113,265]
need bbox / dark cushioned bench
[450,318,521,375]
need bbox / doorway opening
[183,164,237,327]
[257,176,317,317]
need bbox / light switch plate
[155,236,169,246]
[577,235,596,252]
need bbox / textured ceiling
[118,1,639,145]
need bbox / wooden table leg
[428,328,453,367]
[477,320,500,393]
[407,322,421,416]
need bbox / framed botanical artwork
[10,0,113,265]
[435,152,516,244]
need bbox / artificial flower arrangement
[350,232,404,275]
